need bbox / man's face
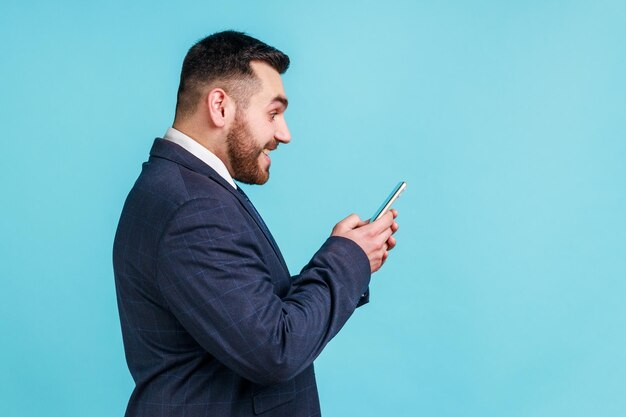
[226,61,291,185]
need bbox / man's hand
[331,209,399,273]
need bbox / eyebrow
[270,95,289,110]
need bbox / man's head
[174,31,291,184]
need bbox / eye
[269,112,278,121]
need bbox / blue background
[1,1,625,416]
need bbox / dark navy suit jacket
[113,139,371,416]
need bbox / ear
[205,88,233,128]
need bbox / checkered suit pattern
[113,139,371,416]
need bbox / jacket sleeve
[156,197,371,386]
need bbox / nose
[275,118,291,144]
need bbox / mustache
[263,140,279,151]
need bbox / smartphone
[370,181,407,222]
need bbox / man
[113,30,399,417]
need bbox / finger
[390,208,398,219]
[391,221,399,233]
[374,227,394,249]
[367,228,392,253]
[368,211,395,234]
[386,235,396,250]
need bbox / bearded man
[113,30,399,417]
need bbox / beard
[226,110,275,185]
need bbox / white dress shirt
[163,127,237,189]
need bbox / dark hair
[175,30,290,120]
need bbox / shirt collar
[163,127,237,189]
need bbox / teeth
[263,149,270,155]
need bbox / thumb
[338,213,364,231]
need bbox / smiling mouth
[261,149,272,165]
[262,144,278,157]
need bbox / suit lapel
[234,186,290,273]
[149,138,291,275]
